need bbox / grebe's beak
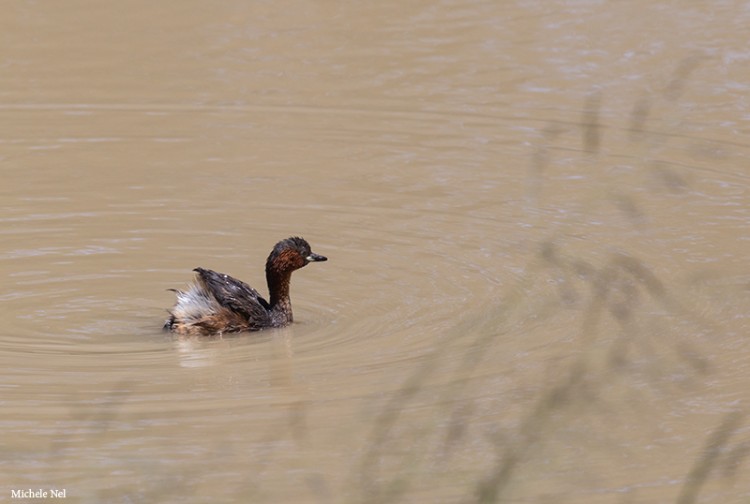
[306,253,327,262]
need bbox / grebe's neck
[266,268,293,323]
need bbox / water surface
[2,1,750,502]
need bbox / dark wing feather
[193,267,272,329]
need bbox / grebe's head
[266,236,327,274]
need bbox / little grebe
[164,236,327,336]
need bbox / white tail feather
[170,283,221,323]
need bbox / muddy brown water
[2,1,750,502]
